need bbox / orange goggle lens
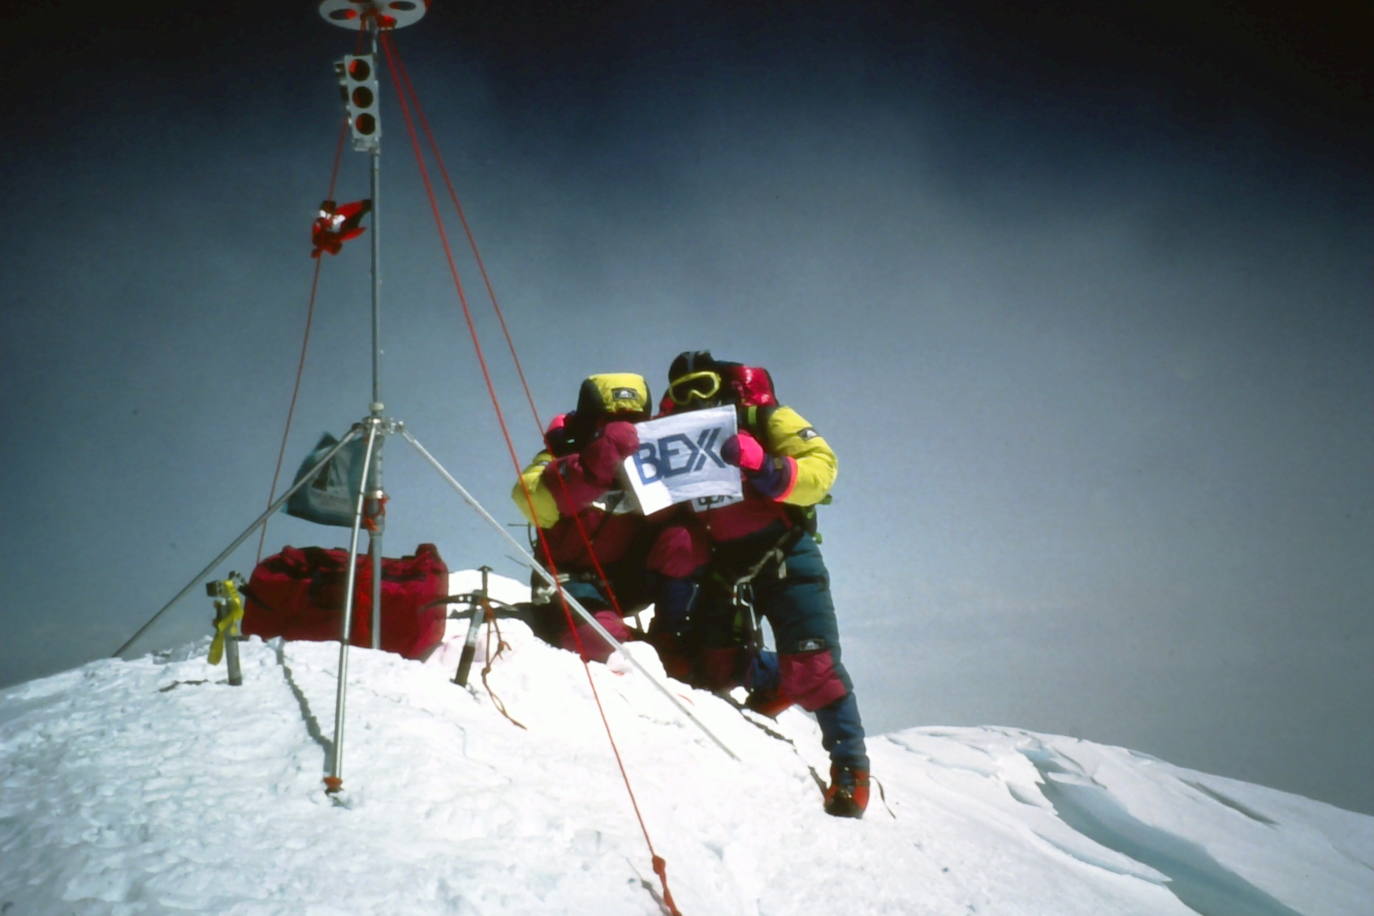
[668,370,722,405]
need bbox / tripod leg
[113,427,366,658]
[400,429,740,761]
[326,418,383,793]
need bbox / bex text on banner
[620,405,742,514]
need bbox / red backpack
[721,363,777,408]
[241,543,449,660]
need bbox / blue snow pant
[667,524,869,770]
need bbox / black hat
[668,350,718,383]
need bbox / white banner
[620,405,742,514]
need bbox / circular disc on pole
[319,0,428,30]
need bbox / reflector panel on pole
[319,0,429,31]
[338,54,381,151]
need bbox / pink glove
[721,430,766,471]
[580,420,639,485]
[724,430,796,500]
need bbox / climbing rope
[256,28,369,564]
[478,599,525,730]
[383,44,545,430]
[378,30,681,915]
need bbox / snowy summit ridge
[2,570,1371,915]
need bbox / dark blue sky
[5,1,1372,815]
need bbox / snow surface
[3,570,1372,916]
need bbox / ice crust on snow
[2,570,1372,915]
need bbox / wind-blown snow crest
[2,570,1371,915]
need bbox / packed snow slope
[3,571,1372,916]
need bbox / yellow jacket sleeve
[511,450,562,528]
[760,405,837,507]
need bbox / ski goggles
[667,370,722,405]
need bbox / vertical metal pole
[367,528,384,649]
[224,597,244,687]
[326,419,380,793]
[210,587,244,686]
[365,20,386,651]
[368,22,383,412]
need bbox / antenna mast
[115,0,739,799]
[322,0,428,405]
[318,0,428,794]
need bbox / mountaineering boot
[823,763,870,818]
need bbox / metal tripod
[114,3,737,799]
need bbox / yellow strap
[208,580,245,666]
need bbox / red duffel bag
[241,543,448,660]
